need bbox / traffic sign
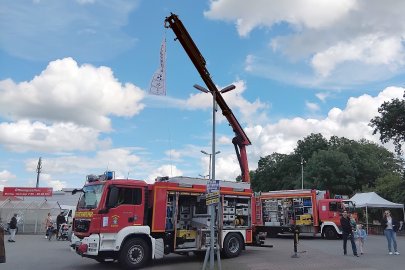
[206,191,220,205]
[206,180,220,193]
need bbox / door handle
[128,215,138,223]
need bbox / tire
[119,238,150,269]
[221,233,243,258]
[324,227,337,240]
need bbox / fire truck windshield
[77,184,104,210]
[343,200,356,212]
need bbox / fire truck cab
[71,173,255,269]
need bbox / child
[355,224,367,255]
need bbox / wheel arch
[222,230,246,250]
[320,222,341,236]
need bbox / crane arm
[164,13,251,182]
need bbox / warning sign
[206,191,220,205]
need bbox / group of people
[340,209,401,256]
[44,212,67,239]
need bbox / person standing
[0,218,5,263]
[381,210,400,255]
[354,224,367,255]
[44,213,52,239]
[340,210,359,257]
[56,212,66,238]
[8,214,17,243]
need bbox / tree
[304,150,356,195]
[294,133,328,161]
[251,153,299,192]
[336,139,401,190]
[374,173,405,204]
[370,92,405,155]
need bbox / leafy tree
[303,150,356,195]
[374,173,405,204]
[370,92,405,155]
[336,139,401,190]
[294,133,328,161]
[251,153,299,192]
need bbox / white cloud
[305,101,320,112]
[146,165,183,183]
[0,170,16,190]
[312,35,404,77]
[185,80,269,125]
[218,135,232,145]
[245,86,404,167]
[0,58,145,153]
[165,149,182,160]
[205,0,356,37]
[27,173,67,191]
[316,92,330,102]
[206,0,405,87]
[25,148,142,176]
[0,58,145,131]
[0,120,111,152]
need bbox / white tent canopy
[350,192,404,233]
[351,192,404,208]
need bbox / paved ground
[0,234,403,270]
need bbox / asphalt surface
[0,233,403,270]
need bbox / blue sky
[1,0,404,190]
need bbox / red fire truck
[71,173,258,268]
[254,189,356,239]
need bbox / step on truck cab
[71,172,256,269]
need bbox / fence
[0,199,61,234]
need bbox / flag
[149,38,166,96]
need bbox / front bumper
[70,234,100,256]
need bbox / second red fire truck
[255,189,356,239]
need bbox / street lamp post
[301,156,305,189]
[194,83,235,270]
[201,150,220,180]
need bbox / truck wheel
[222,233,243,258]
[119,238,150,269]
[324,227,337,240]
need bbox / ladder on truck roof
[157,176,251,190]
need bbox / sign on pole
[206,180,220,205]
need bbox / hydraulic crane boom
[164,13,251,182]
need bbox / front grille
[74,219,90,233]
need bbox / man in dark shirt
[340,210,359,257]
[56,212,66,238]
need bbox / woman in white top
[382,210,400,255]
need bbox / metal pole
[366,206,368,234]
[36,157,42,188]
[301,157,304,190]
[208,154,212,181]
[209,91,216,270]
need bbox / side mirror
[107,186,119,208]
[72,188,83,195]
